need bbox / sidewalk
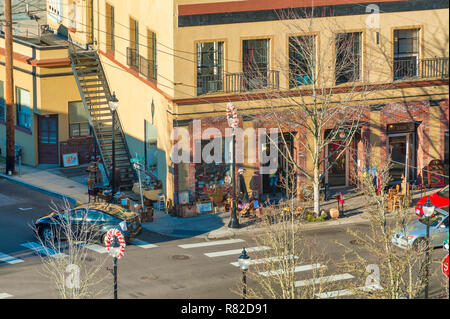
[0,162,89,205]
[0,161,433,240]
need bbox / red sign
[104,229,126,259]
[442,254,449,277]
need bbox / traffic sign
[104,229,126,259]
[442,254,449,277]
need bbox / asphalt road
[0,177,448,299]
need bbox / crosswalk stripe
[0,252,24,265]
[205,246,271,258]
[230,255,298,267]
[259,263,326,277]
[20,242,67,258]
[294,273,354,287]
[0,293,13,299]
[315,284,382,299]
[178,239,245,249]
[130,239,158,249]
[79,244,108,254]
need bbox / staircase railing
[68,33,112,183]
[96,57,137,183]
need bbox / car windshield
[437,186,449,199]
[419,212,447,227]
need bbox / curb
[0,173,84,206]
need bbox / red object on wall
[442,254,449,277]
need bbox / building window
[69,101,90,138]
[393,29,419,80]
[197,42,224,95]
[195,137,231,199]
[289,35,315,87]
[16,87,31,130]
[127,18,139,68]
[138,29,157,81]
[335,32,362,84]
[106,3,115,52]
[243,39,269,90]
[0,81,5,121]
[145,120,157,171]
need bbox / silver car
[392,206,449,249]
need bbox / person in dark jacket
[237,168,249,210]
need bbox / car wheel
[413,238,428,251]
[39,226,55,244]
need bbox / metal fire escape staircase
[68,47,136,190]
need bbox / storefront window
[69,101,90,138]
[195,137,231,199]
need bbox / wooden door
[38,115,59,164]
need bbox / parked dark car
[35,203,142,245]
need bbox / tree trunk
[313,165,320,216]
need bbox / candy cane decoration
[105,228,126,259]
[226,102,239,129]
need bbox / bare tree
[338,158,432,299]
[235,8,392,216]
[32,199,110,299]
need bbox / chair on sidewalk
[157,193,166,212]
[87,179,98,203]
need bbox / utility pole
[4,0,15,175]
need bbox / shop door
[327,141,347,187]
[38,115,59,164]
[388,133,415,182]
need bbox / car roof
[75,203,137,220]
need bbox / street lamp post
[422,197,435,299]
[238,248,250,299]
[108,92,119,198]
[228,129,239,228]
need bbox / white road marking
[0,293,13,299]
[0,252,24,265]
[178,239,245,249]
[230,255,298,267]
[79,244,108,254]
[315,284,382,299]
[20,242,67,258]
[295,273,354,287]
[18,208,32,211]
[259,263,326,277]
[204,246,271,258]
[129,239,158,249]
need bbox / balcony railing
[197,72,224,95]
[394,56,448,80]
[225,69,280,93]
[126,47,139,68]
[139,55,157,82]
[126,47,157,82]
[421,57,449,79]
